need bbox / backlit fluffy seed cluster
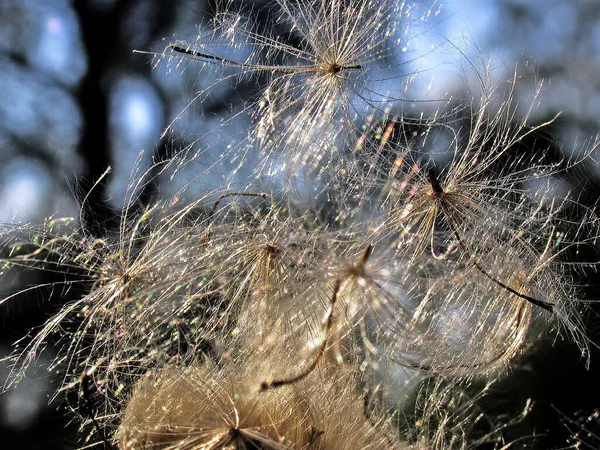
[118,351,397,450]
[147,0,440,185]
[1,0,599,449]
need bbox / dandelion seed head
[144,0,445,188]
[119,348,399,450]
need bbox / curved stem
[260,279,342,391]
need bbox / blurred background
[1,0,600,448]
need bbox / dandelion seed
[141,0,442,184]
[370,72,597,364]
[260,243,415,390]
[425,167,554,312]
[119,353,400,449]
[0,189,263,418]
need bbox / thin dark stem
[170,44,261,69]
[260,278,342,391]
[426,169,554,313]
[79,369,117,450]
[260,245,373,391]
[169,44,362,74]
[448,218,554,312]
